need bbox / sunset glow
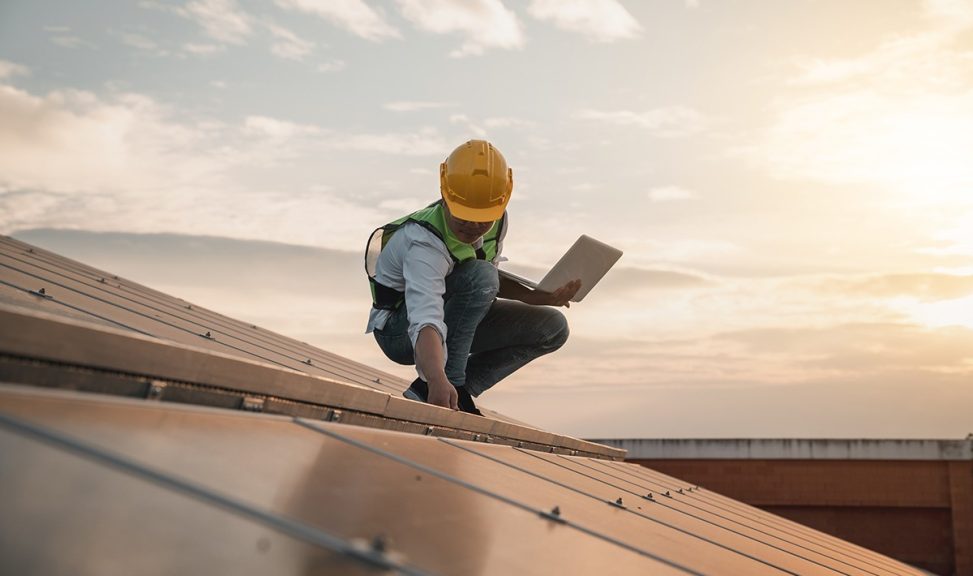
[2,0,972,438]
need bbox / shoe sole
[403,388,425,402]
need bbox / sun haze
[2,0,972,438]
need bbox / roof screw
[472,434,480,441]
[187,304,193,310]
[613,497,625,507]
[424,426,434,435]
[485,436,493,443]
[371,534,388,554]
[644,493,654,500]
[549,446,556,453]
[147,381,166,400]
[39,288,46,295]
[373,377,381,384]
[202,331,212,339]
[664,491,671,498]
[304,358,313,365]
[517,441,524,448]
[550,506,561,517]
[27,248,34,253]
[99,277,106,283]
[677,488,684,494]
[250,324,257,329]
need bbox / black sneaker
[403,378,428,402]
[403,378,482,416]
[456,387,482,416]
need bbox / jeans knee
[543,309,569,350]
[449,259,499,300]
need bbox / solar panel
[0,235,926,575]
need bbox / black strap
[371,279,405,310]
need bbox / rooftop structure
[595,438,973,576]
[0,235,931,575]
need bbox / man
[365,140,580,414]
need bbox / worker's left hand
[539,279,581,307]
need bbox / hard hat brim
[441,195,506,223]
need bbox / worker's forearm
[498,275,542,304]
[415,326,451,386]
[415,326,458,409]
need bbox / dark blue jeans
[373,260,569,396]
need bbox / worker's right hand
[427,376,459,411]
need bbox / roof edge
[587,438,973,461]
[0,305,625,459]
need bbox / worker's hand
[427,375,459,410]
[536,279,581,307]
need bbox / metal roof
[0,235,927,575]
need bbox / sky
[2,0,972,439]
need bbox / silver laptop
[499,234,622,302]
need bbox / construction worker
[365,140,580,414]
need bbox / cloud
[483,116,534,129]
[716,322,973,373]
[274,0,400,41]
[266,23,315,61]
[922,0,973,30]
[449,113,487,137]
[143,1,319,61]
[597,266,711,294]
[746,0,973,200]
[51,35,97,49]
[183,42,226,55]
[445,113,533,138]
[648,185,695,202]
[117,32,166,55]
[827,273,973,302]
[181,0,254,44]
[0,81,450,249]
[574,106,707,137]
[0,85,218,194]
[395,0,525,57]
[528,0,641,43]
[317,59,347,73]
[243,115,320,140]
[339,129,448,155]
[384,101,456,112]
[0,61,28,80]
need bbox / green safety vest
[365,201,506,310]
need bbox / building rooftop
[0,235,928,575]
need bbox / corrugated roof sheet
[0,235,927,575]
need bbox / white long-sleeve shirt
[365,220,506,374]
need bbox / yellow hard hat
[440,140,513,223]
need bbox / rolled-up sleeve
[402,235,452,368]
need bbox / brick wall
[631,459,973,576]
